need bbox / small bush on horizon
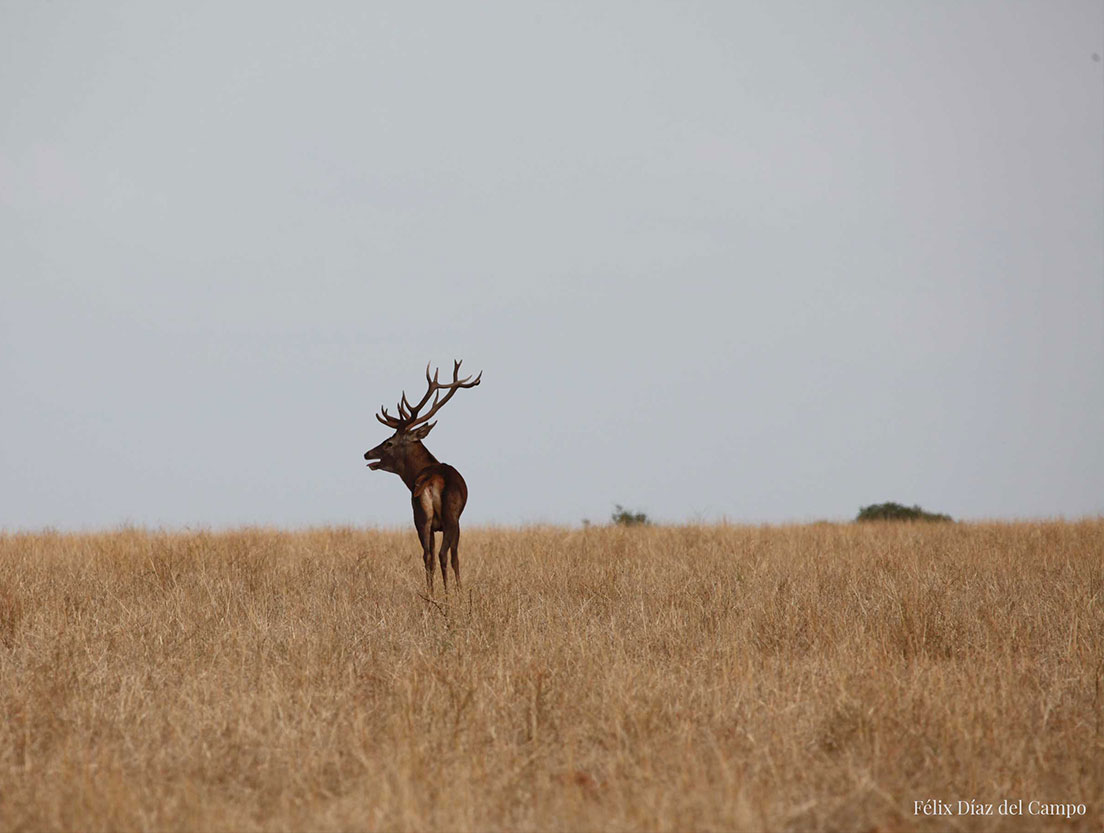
[611,504,650,526]
[856,502,953,523]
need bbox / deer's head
[364,360,481,473]
[363,423,434,472]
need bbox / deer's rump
[412,463,469,531]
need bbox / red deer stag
[364,360,482,593]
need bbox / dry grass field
[0,521,1101,832]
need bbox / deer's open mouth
[367,460,382,470]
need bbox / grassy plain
[0,521,1101,832]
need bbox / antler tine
[402,367,439,422]
[376,407,403,429]
[451,359,479,387]
[434,359,473,388]
[399,391,415,420]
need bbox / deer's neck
[395,442,439,491]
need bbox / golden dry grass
[0,521,1101,832]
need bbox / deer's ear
[410,422,435,440]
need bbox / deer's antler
[375,360,482,432]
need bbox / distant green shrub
[856,502,952,523]
[612,505,650,526]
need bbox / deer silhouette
[364,360,481,593]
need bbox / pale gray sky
[2,1,1102,529]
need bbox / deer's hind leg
[413,499,436,594]
[439,521,461,591]
[441,488,466,591]
[446,522,461,590]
